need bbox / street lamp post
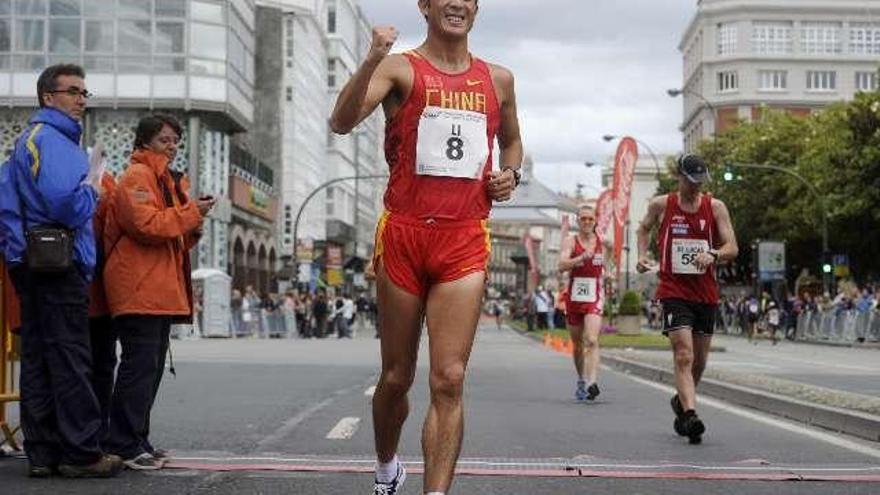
[667,87,717,137]
[724,162,831,295]
[602,134,663,180]
[292,174,389,287]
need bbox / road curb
[602,353,880,443]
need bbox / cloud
[358,0,695,194]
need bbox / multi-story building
[324,0,382,290]
[253,0,381,292]
[254,0,329,289]
[0,0,267,288]
[678,0,880,151]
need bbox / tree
[677,90,880,283]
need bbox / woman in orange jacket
[102,114,214,470]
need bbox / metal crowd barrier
[1,261,21,451]
[796,309,880,344]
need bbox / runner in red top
[558,205,609,402]
[636,154,738,445]
[330,1,523,493]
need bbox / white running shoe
[373,462,406,494]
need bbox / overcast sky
[357,0,697,196]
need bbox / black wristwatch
[503,167,521,187]
[708,250,720,262]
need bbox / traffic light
[723,162,735,182]
[821,250,833,274]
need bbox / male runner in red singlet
[330,1,523,493]
[558,205,609,402]
[636,154,738,444]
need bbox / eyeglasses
[48,87,93,99]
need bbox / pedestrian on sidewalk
[637,154,739,445]
[491,300,503,330]
[765,299,781,345]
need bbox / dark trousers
[105,315,170,459]
[314,315,328,338]
[88,315,118,438]
[9,266,103,466]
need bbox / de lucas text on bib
[671,238,710,275]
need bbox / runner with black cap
[635,154,738,444]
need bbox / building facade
[679,0,880,151]
[324,0,383,291]
[489,156,578,298]
[253,0,381,293]
[0,0,263,286]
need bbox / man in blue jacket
[0,64,122,478]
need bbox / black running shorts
[661,299,717,336]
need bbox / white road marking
[615,370,880,460]
[325,417,361,440]
[364,385,376,397]
[711,361,779,370]
[167,454,880,472]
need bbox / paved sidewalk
[606,334,880,417]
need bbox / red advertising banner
[611,137,639,274]
[559,213,571,243]
[595,189,614,242]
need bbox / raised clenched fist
[369,26,399,61]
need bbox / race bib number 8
[571,277,598,303]
[671,238,710,274]
[416,106,489,179]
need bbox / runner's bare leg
[668,328,697,411]
[373,262,424,463]
[691,333,713,387]
[584,314,602,384]
[421,271,485,492]
[568,318,586,380]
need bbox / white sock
[375,455,399,483]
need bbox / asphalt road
[1,324,878,494]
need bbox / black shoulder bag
[14,155,74,273]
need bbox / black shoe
[586,383,600,401]
[680,411,705,445]
[58,454,123,478]
[673,417,687,436]
[671,395,688,436]
[27,464,56,478]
